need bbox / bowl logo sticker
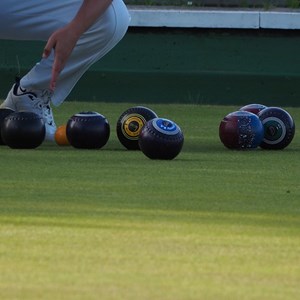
[153,118,180,135]
[262,117,286,144]
[122,114,146,139]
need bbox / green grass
[0,102,300,300]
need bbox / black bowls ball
[0,108,14,145]
[66,111,110,149]
[139,118,184,160]
[258,107,295,150]
[116,106,158,150]
[1,111,45,149]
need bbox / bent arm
[43,0,113,90]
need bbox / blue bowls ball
[219,111,264,149]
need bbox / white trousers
[0,0,130,106]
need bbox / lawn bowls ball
[219,111,264,150]
[1,111,45,149]
[116,106,158,150]
[138,117,184,160]
[66,111,110,149]
[258,107,295,150]
[239,103,267,115]
[0,108,14,145]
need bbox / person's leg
[0,0,130,140]
[19,0,130,106]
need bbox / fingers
[42,37,59,90]
[42,27,77,91]
[43,37,64,91]
[43,37,55,59]
[50,57,62,91]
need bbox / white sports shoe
[0,83,57,141]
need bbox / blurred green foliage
[124,0,300,8]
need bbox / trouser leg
[0,0,130,106]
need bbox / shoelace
[16,84,55,126]
[31,89,55,126]
[40,90,55,125]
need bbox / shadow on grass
[1,207,299,232]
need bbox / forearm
[43,0,115,90]
[69,0,113,38]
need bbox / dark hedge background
[124,1,299,8]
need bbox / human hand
[43,25,80,91]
